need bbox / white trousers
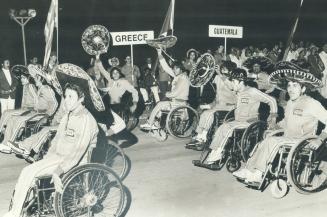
[0,98,15,116]
[140,86,160,103]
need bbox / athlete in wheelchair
[94,55,139,131]
[0,69,58,154]
[185,60,237,151]
[4,74,124,217]
[193,68,278,171]
[0,65,37,139]
[233,62,327,198]
[139,48,198,141]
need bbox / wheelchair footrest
[192,160,222,171]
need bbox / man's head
[146,57,152,64]
[20,74,29,85]
[229,68,247,92]
[253,63,261,73]
[31,57,38,65]
[218,45,224,53]
[125,56,131,64]
[64,83,85,111]
[287,81,306,101]
[2,59,10,69]
[323,44,327,53]
[220,61,237,76]
[172,61,185,76]
[108,57,119,67]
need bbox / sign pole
[131,44,134,85]
[224,37,227,60]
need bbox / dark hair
[221,61,237,72]
[64,82,85,99]
[109,67,125,79]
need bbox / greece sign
[111,31,154,46]
[209,25,243,38]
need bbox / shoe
[194,143,205,151]
[0,143,12,154]
[192,160,222,170]
[140,122,159,130]
[8,141,29,157]
[245,170,263,183]
[233,168,250,180]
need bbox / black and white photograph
[0,0,327,216]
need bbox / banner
[209,25,243,38]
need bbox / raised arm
[157,49,175,78]
[94,56,112,83]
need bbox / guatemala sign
[111,31,154,46]
[209,25,243,38]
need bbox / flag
[43,0,58,67]
[159,0,175,36]
[282,0,304,61]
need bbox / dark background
[0,0,326,69]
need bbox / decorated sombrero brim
[243,56,274,73]
[269,61,322,90]
[146,35,177,49]
[52,63,105,112]
[11,65,29,79]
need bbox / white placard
[209,25,243,38]
[111,31,154,46]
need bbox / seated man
[233,64,327,182]
[0,68,37,132]
[186,61,237,150]
[0,74,57,153]
[193,68,278,169]
[3,83,99,217]
[140,48,190,130]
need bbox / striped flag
[159,0,175,36]
[43,0,58,67]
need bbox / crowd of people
[1,39,327,215]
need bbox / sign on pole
[111,31,154,46]
[111,30,154,85]
[208,25,243,59]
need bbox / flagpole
[56,0,59,63]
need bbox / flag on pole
[43,0,58,67]
[159,0,175,36]
[282,0,304,61]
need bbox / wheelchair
[142,105,199,142]
[185,109,230,151]
[11,163,124,217]
[194,109,267,172]
[239,131,327,198]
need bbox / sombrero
[146,35,177,49]
[11,65,29,79]
[268,61,322,90]
[52,63,105,112]
[108,57,120,66]
[243,56,274,73]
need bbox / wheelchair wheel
[287,138,327,194]
[240,121,267,162]
[166,106,199,139]
[103,143,128,180]
[226,157,241,173]
[54,163,124,217]
[270,179,288,199]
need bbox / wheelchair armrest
[24,113,49,123]
[223,109,235,123]
[264,129,284,138]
